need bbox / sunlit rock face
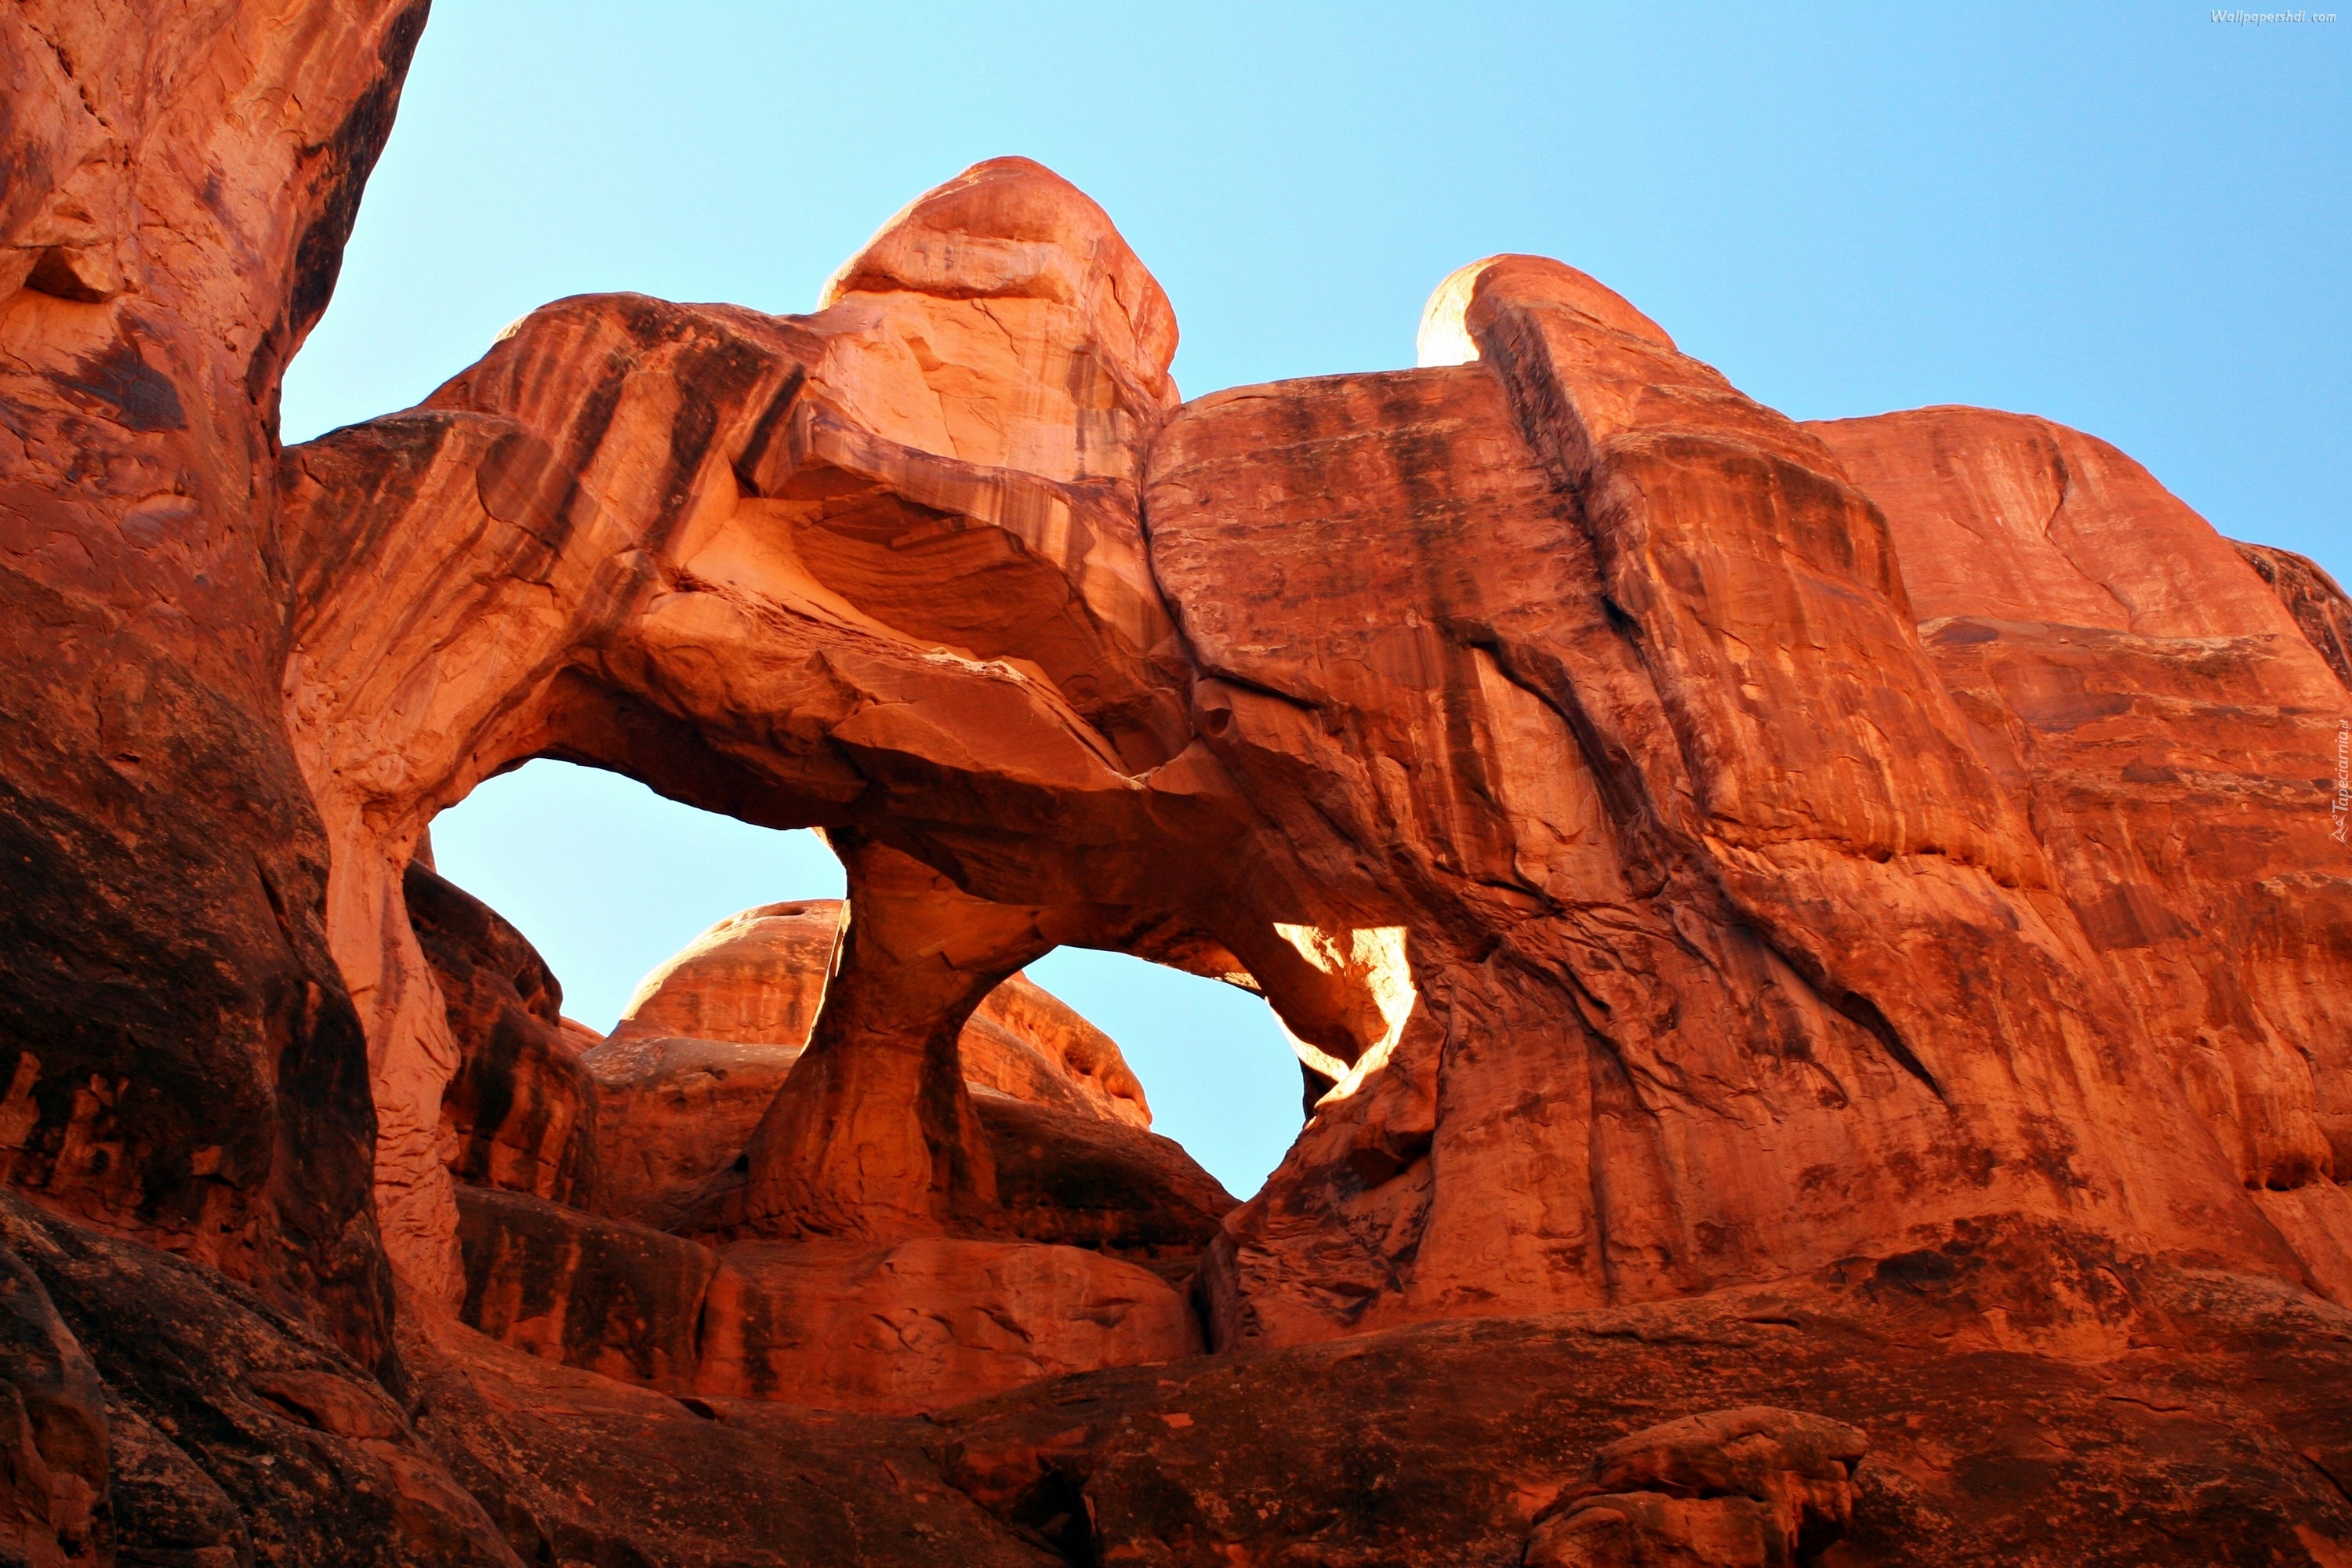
[4,2,2351,1559]
[1810,408,2352,1298]
[606,898,1152,1134]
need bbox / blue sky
[299,2,2347,1196]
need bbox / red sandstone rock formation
[454,1186,714,1395]
[512,894,1156,1227]
[1525,1407,1868,1567]
[1,0,419,1372]
[1813,408,2352,1301]
[407,862,600,1207]
[4,2,2351,1558]
[1165,258,2314,1350]
[581,897,1222,1246]
[438,883,1229,1412]
[693,1236,1198,1413]
[608,896,1151,1127]
[2234,540,2352,691]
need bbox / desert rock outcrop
[1525,1406,1868,1566]
[407,862,600,1207]
[2234,539,2352,691]
[2,2,2350,1559]
[607,896,1150,1131]
[1813,408,2352,1301]
[2,0,423,1389]
[436,877,1229,1410]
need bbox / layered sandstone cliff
[2,4,2349,1562]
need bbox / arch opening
[428,757,1305,1200]
[408,755,1346,1406]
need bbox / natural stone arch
[278,159,1402,1300]
[279,153,2347,1358]
[15,7,2352,1550]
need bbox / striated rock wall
[1163,260,2321,1345]
[270,180,2346,1360]
[1,0,430,1385]
[405,862,600,1208]
[3,0,2350,1556]
[1814,408,2352,1301]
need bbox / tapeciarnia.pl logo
[2334,720,2350,845]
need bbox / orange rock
[815,154,1180,484]
[587,884,1168,1239]
[2235,539,2352,691]
[12,9,2352,1548]
[273,160,2341,1360]
[971,1095,1233,1281]
[0,0,426,1380]
[583,1033,802,1229]
[470,1052,1229,1410]
[406,862,599,1207]
[611,897,1151,1126]
[1531,1406,1869,1566]
[1813,406,2352,1298]
[1155,262,2299,1349]
[455,1186,715,1393]
[277,156,1200,1294]
[474,880,1237,1415]
[691,1236,1199,1414]
[1809,405,2313,641]
[608,902,838,1051]
[586,1022,1232,1265]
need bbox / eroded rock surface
[456,1186,716,1395]
[0,1195,516,1566]
[1526,1406,1867,1566]
[608,896,1150,1133]
[1814,408,2352,1302]
[0,1232,105,1566]
[695,1236,1198,1414]
[407,862,600,1207]
[2234,539,2352,691]
[452,898,1231,1411]
[1,0,414,1388]
[581,895,1204,1231]
[3,2,2350,1559]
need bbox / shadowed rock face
[406,862,601,1208]
[1524,1406,1870,1567]
[4,3,2351,1561]
[438,895,1234,1414]
[1,0,422,1388]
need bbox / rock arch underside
[3,6,2351,1564]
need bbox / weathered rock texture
[608,897,1150,1131]
[443,895,1230,1412]
[407,862,599,1207]
[2236,539,2352,692]
[1,0,418,1383]
[4,1,2350,1557]
[1812,408,2352,1302]
[693,1236,1199,1414]
[574,897,1201,1239]
[1524,1406,1868,1566]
